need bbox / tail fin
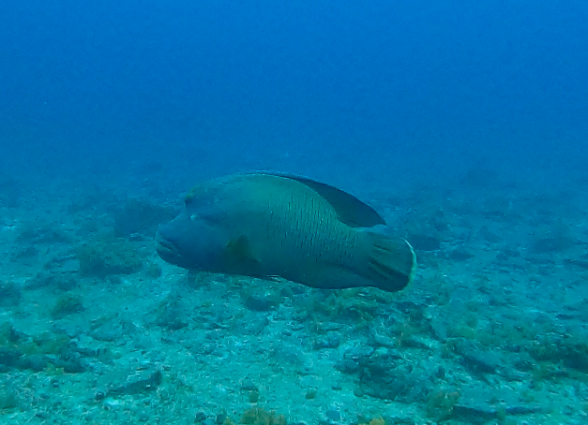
[363,232,417,292]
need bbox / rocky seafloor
[1,170,588,425]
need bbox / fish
[155,172,416,293]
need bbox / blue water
[2,1,588,424]
[2,0,587,185]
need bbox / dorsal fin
[251,171,386,228]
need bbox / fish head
[155,202,228,271]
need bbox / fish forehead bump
[184,172,385,228]
[187,174,313,208]
[184,176,250,215]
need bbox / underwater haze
[1,0,587,186]
[2,1,588,424]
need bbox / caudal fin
[364,232,417,292]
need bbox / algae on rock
[76,235,144,278]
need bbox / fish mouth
[155,230,196,270]
[155,232,182,263]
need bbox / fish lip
[155,232,193,269]
[155,232,179,256]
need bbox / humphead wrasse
[156,172,416,293]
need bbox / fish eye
[184,186,203,207]
[185,194,198,207]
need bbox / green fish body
[156,172,416,293]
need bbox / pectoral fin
[226,235,260,264]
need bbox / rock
[429,317,448,341]
[335,345,375,374]
[325,410,340,421]
[0,281,21,305]
[447,249,473,261]
[107,370,163,396]
[368,331,397,348]
[452,384,542,424]
[0,348,21,368]
[138,410,150,422]
[244,291,280,311]
[452,404,496,424]
[233,313,270,336]
[241,379,258,391]
[313,333,340,349]
[92,325,124,342]
[357,347,433,402]
[454,340,501,374]
[529,235,574,254]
